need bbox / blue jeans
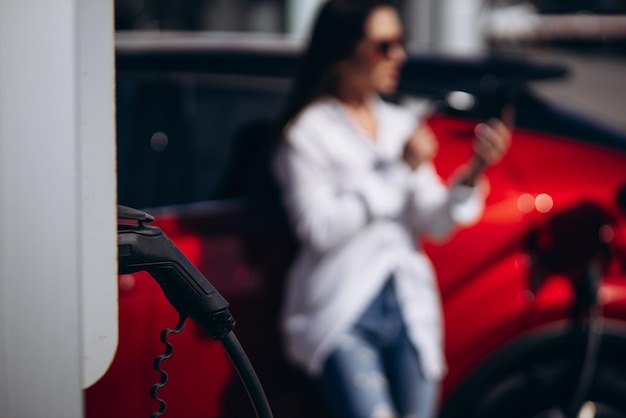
[318,278,439,418]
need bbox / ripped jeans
[318,278,439,418]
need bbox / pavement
[527,47,626,134]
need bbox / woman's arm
[402,119,511,239]
[274,127,405,253]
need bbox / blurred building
[114,0,626,49]
[114,0,626,131]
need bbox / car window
[116,71,289,209]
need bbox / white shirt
[273,95,485,380]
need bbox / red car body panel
[426,115,626,394]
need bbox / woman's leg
[384,330,440,418]
[319,332,398,418]
[318,277,439,418]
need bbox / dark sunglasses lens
[376,42,391,55]
[375,38,404,55]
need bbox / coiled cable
[150,315,187,418]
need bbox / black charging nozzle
[117,205,273,418]
[117,205,235,340]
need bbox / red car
[86,33,626,418]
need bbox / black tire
[440,324,626,418]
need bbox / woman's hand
[473,119,511,166]
[402,122,439,171]
[462,117,512,186]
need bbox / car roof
[115,31,569,97]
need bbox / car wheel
[440,325,626,418]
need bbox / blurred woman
[273,1,511,417]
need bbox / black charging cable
[117,205,273,418]
[222,332,273,418]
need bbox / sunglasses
[370,36,405,56]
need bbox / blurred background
[114,0,626,132]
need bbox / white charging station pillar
[0,0,117,416]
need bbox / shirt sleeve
[273,127,370,253]
[404,162,486,240]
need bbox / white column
[0,0,117,417]
[433,0,486,54]
[405,0,435,50]
[78,0,118,389]
[286,0,325,37]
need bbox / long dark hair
[277,0,397,132]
